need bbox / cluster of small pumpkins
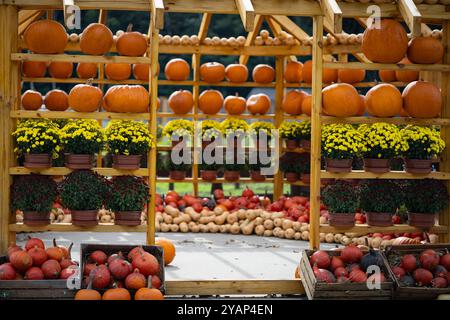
[159,34,247,47]
[253,29,298,46]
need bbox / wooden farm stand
[0,0,449,297]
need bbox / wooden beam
[266,16,297,62]
[271,15,309,42]
[198,13,212,41]
[235,0,255,32]
[398,0,421,37]
[321,0,342,33]
[238,14,263,65]
[18,10,43,36]
[150,0,164,30]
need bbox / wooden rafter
[18,10,44,36]
[270,15,308,42]
[198,13,212,41]
[151,0,165,30]
[235,0,255,32]
[238,14,263,65]
[321,0,342,34]
[266,16,297,62]
[398,0,421,37]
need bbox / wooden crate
[382,244,450,300]
[80,243,165,294]
[299,250,394,300]
[0,256,76,300]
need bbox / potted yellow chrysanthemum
[163,119,194,148]
[249,121,275,150]
[200,120,222,149]
[279,121,301,150]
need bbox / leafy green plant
[297,120,311,140]
[199,162,221,171]
[168,161,192,172]
[60,119,104,155]
[224,163,247,172]
[359,179,402,214]
[403,179,449,214]
[280,153,301,173]
[106,176,149,212]
[11,175,57,213]
[322,180,358,214]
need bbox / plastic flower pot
[285,172,299,183]
[112,155,142,170]
[285,139,298,150]
[363,158,390,173]
[169,170,186,181]
[404,159,433,174]
[115,211,142,226]
[407,212,436,229]
[250,170,266,182]
[65,154,94,170]
[23,211,50,226]
[299,139,311,150]
[200,170,217,181]
[325,158,353,173]
[71,210,98,226]
[320,178,335,186]
[329,213,355,228]
[365,212,393,227]
[224,170,240,182]
[23,153,52,169]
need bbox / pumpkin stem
[147,275,153,289]
[126,23,133,32]
[68,242,73,259]
[86,78,94,86]
[53,238,58,248]
[87,270,95,290]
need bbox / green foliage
[280,153,301,174]
[106,176,149,212]
[11,175,57,214]
[105,120,154,156]
[60,119,104,154]
[403,179,449,214]
[199,162,221,171]
[359,179,403,214]
[322,181,358,214]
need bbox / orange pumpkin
[200,62,225,83]
[395,58,419,83]
[338,69,366,84]
[199,90,224,115]
[302,60,337,84]
[365,83,402,117]
[247,93,271,115]
[399,107,409,117]
[135,287,164,300]
[284,61,303,83]
[79,23,114,55]
[402,81,442,118]
[69,81,103,112]
[102,288,131,300]
[168,90,194,114]
[224,94,246,115]
[322,83,360,117]
[155,238,176,265]
[165,58,190,81]
[295,266,300,279]
[362,19,408,63]
[407,37,444,64]
[105,63,132,80]
[301,95,312,116]
[252,64,275,83]
[282,90,307,115]
[378,70,397,82]
[356,95,366,116]
[116,24,148,57]
[24,20,68,54]
[44,90,69,111]
[21,90,43,110]
[74,289,102,300]
[133,63,160,81]
[76,63,98,79]
[48,62,73,79]
[22,61,47,78]
[225,64,248,83]
[103,85,150,113]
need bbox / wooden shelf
[11,53,151,64]
[10,110,151,120]
[321,115,450,126]
[320,170,450,180]
[158,112,276,119]
[320,224,449,236]
[282,148,309,153]
[9,223,146,233]
[10,167,150,176]
[324,61,450,72]
[156,177,274,183]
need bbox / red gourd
[334,267,348,278]
[0,263,17,280]
[349,269,367,283]
[400,254,417,273]
[128,246,145,261]
[440,253,450,270]
[53,239,73,260]
[107,252,125,265]
[420,250,439,271]
[431,277,448,288]
[91,265,111,289]
[25,237,45,251]
[330,256,345,272]
[24,267,44,280]
[90,250,108,265]
[150,275,162,290]
[84,263,97,277]
[367,272,386,283]
[391,266,406,279]
[27,246,48,267]
[313,265,336,283]
[132,252,160,277]
[108,258,132,280]
[346,263,362,273]
[413,268,433,286]
[60,266,78,280]
[340,245,363,264]
[310,251,331,269]
[46,246,64,262]
[125,269,146,290]
[7,245,22,260]
[41,259,61,279]
[9,250,33,272]
[434,265,448,279]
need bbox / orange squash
[301,95,312,116]
[338,69,366,84]
[134,276,164,300]
[105,63,132,80]
[378,70,397,82]
[103,85,150,113]
[365,83,402,117]
[22,61,47,78]
[21,90,43,110]
[395,58,419,83]
[399,107,409,117]
[402,81,442,118]
[76,63,98,79]
[133,63,160,81]
[48,62,73,79]
[200,62,225,83]
[224,94,246,115]
[252,64,275,83]
[302,60,337,84]
[322,83,360,117]
[407,37,444,64]
[247,93,271,115]
[79,23,114,55]
[69,81,103,112]
[165,58,190,81]
[282,90,307,115]
[44,90,69,111]
[362,19,408,63]
[155,238,176,265]
[199,90,224,115]
[225,64,248,83]
[284,61,303,83]
[24,20,68,54]
[74,289,102,300]
[356,95,366,116]
[116,24,148,57]
[102,288,131,300]
[168,90,194,114]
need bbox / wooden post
[309,15,323,250]
[97,10,108,168]
[273,56,284,200]
[192,53,200,197]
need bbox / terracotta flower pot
[23,211,50,226]
[321,178,335,186]
[363,158,390,173]
[329,213,355,228]
[200,170,217,181]
[112,155,142,170]
[404,159,432,174]
[285,172,299,183]
[71,210,98,226]
[115,211,141,226]
[299,139,311,150]
[365,212,393,227]
[408,212,436,229]
[65,154,94,170]
[325,158,353,173]
[224,170,240,182]
[23,153,52,169]
[285,139,298,150]
[301,173,310,185]
[250,170,266,182]
[169,170,186,180]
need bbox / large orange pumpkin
[135,287,164,300]
[338,69,366,84]
[74,289,102,300]
[168,90,194,114]
[284,61,303,83]
[22,61,47,78]
[395,58,419,83]
[48,62,73,79]
[282,90,307,115]
[247,94,271,115]
[365,83,402,117]
[155,238,176,265]
[199,90,224,115]
[200,62,225,83]
[77,63,98,79]
[21,90,43,110]
[356,95,366,116]
[24,20,68,54]
[133,63,160,81]
[302,60,337,84]
[105,63,132,80]
[362,19,408,63]
[402,81,442,118]
[301,95,312,116]
[116,24,148,57]
[69,82,103,112]
[103,85,150,113]
[322,83,360,117]
[224,94,246,115]
[102,288,131,300]
[378,70,397,82]
[165,58,190,81]
[407,37,444,64]
[80,23,114,55]
[44,90,69,111]
[252,64,275,83]
[225,64,248,83]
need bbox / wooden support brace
[270,15,309,42]
[235,0,255,32]
[238,14,263,65]
[151,0,165,30]
[398,0,421,37]
[198,13,212,41]
[266,16,297,62]
[321,0,342,34]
